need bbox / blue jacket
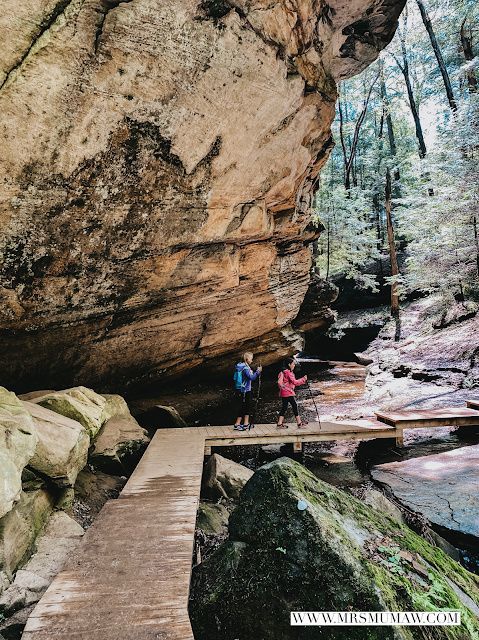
[235,362,260,392]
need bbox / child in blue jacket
[233,352,262,431]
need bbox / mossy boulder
[197,503,229,535]
[190,457,479,640]
[0,489,54,582]
[32,387,106,438]
[0,388,38,519]
[100,394,131,422]
[89,395,149,475]
[22,401,89,487]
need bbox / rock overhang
[0,0,406,391]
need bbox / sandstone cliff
[0,0,405,391]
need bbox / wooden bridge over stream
[22,403,479,640]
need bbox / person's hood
[236,362,248,371]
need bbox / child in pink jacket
[277,357,307,428]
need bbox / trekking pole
[250,367,261,431]
[306,380,321,429]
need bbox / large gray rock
[190,457,479,640]
[196,503,229,535]
[0,489,54,581]
[372,445,479,539]
[202,454,253,500]
[0,388,38,519]
[32,387,106,438]
[0,511,84,614]
[363,299,479,410]
[89,415,149,475]
[22,401,89,487]
[101,394,132,422]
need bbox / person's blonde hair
[243,352,254,362]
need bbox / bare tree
[338,72,380,191]
[393,7,428,158]
[385,167,401,340]
[416,0,457,111]
[460,14,477,91]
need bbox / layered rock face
[0,0,405,391]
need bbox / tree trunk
[397,12,428,158]
[344,72,379,190]
[385,167,401,339]
[380,63,400,186]
[460,17,477,91]
[338,97,349,188]
[474,214,479,278]
[400,58,427,158]
[326,220,331,280]
[416,0,457,111]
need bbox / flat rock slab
[372,445,479,538]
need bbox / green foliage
[314,0,479,305]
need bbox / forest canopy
[314,0,479,311]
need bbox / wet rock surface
[372,445,479,540]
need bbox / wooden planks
[22,429,206,640]
[376,407,479,429]
[203,419,396,447]
[23,404,479,640]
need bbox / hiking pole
[306,379,321,429]
[250,367,261,431]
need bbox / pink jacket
[278,369,307,397]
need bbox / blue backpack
[233,365,247,391]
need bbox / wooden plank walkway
[22,428,206,640]
[22,405,479,639]
[375,407,479,429]
[202,419,396,449]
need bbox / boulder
[0,489,54,581]
[101,394,132,422]
[32,387,106,438]
[138,405,187,430]
[202,454,253,500]
[0,570,49,614]
[21,401,89,487]
[88,415,149,475]
[18,391,56,402]
[197,503,229,535]
[0,388,38,519]
[190,457,479,640]
[371,445,479,539]
[0,511,84,614]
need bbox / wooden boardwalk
[22,403,479,640]
[22,428,206,640]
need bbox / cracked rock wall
[0,0,405,392]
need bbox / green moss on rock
[189,457,479,640]
[34,387,106,438]
[197,502,229,535]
